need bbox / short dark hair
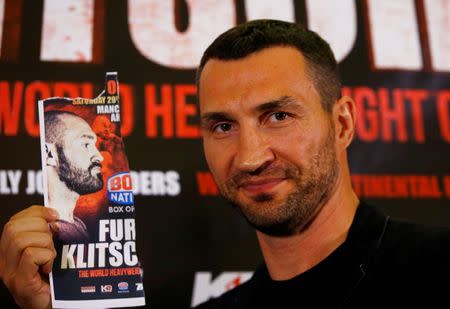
[45,110,80,145]
[197,19,341,113]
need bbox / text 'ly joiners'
[0,169,180,196]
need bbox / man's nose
[92,147,104,163]
[233,127,274,173]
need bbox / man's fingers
[40,258,54,275]
[10,205,58,223]
[7,247,53,309]
[16,247,56,282]
[2,217,51,237]
[3,231,55,279]
[1,214,54,277]
[0,205,57,309]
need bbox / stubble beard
[218,126,339,237]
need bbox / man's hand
[0,206,58,309]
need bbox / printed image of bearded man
[44,109,104,243]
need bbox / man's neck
[256,174,359,281]
[47,169,79,223]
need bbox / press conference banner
[0,1,449,308]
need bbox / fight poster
[38,72,146,308]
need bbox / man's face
[199,46,340,236]
[56,116,104,195]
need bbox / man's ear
[332,95,357,150]
[45,143,57,167]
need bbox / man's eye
[269,112,289,122]
[213,123,232,133]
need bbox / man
[0,19,449,309]
[193,19,450,308]
[44,109,104,242]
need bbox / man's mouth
[89,163,102,174]
[238,178,285,194]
